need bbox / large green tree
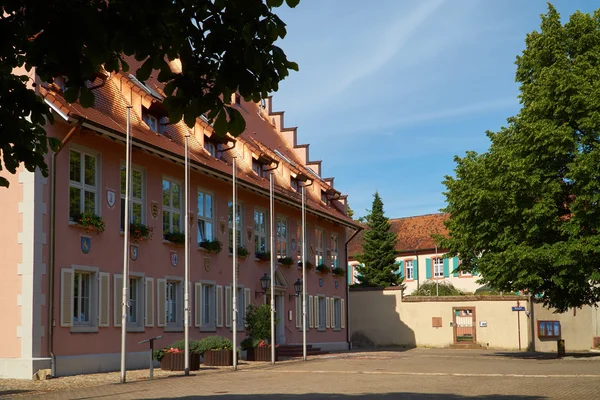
[356,192,402,287]
[440,4,600,311]
[0,0,299,187]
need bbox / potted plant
[242,304,279,361]
[72,212,105,234]
[332,266,346,277]
[237,246,249,258]
[154,340,201,371]
[297,260,314,270]
[199,239,222,253]
[199,336,234,366]
[255,251,270,262]
[316,264,330,274]
[164,231,185,245]
[278,256,294,267]
[130,222,153,243]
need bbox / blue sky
[272,0,597,219]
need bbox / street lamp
[255,273,271,299]
[290,279,302,300]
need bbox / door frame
[452,307,477,344]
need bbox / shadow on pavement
[148,393,543,400]
[0,389,33,397]
[488,351,600,360]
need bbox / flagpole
[301,184,307,361]
[184,133,190,375]
[232,156,238,370]
[120,106,132,384]
[270,172,275,364]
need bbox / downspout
[48,121,82,377]
[345,227,362,350]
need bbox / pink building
[0,58,359,379]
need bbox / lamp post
[269,171,275,364]
[184,132,190,376]
[258,273,271,300]
[290,279,302,301]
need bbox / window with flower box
[254,209,267,254]
[69,149,99,221]
[228,201,243,253]
[314,228,324,266]
[276,216,288,258]
[162,178,182,236]
[197,189,214,243]
[120,166,144,231]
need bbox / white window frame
[68,147,100,222]
[162,177,182,235]
[315,228,324,266]
[252,159,265,178]
[70,265,99,333]
[254,208,267,254]
[330,233,339,268]
[120,164,145,231]
[228,200,244,253]
[165,277,183,331]
[199,281,217,332]
[406,260,414,280]
[197,188,215,243]
[204,136,217,157]
[434,258,444,278]
[290,177,300,193]
[276,216,288,259]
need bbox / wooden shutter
[341,298,345,329]
[308,295,314,328]
[443,258,449,277]
[452,256,459,277]
[195,283,202,328]
[398,260,404,278]
[157,279,166,327]
[325,298,331,328]
[244,288,251,324]
[145,277,154,327]
[413,258,419,280]
[98,272,110,327]
[114,274,123,327]
[225,286,232,327]
[295,296,300,328]
[425,258,432,279]
[216,285,223,327]
[60,268,74,327]
[314,296,319,328]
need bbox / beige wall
[350,289,597,352]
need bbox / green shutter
[413,258,419,280]
[453,256,459,277]
[443,258,449,277]
[425,258,432,279]
[398,260,404,278]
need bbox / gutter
[344,226,363,350]
[48,121,82,377]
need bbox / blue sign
[512,306,526,311]
[81,237,91,254]
[319,278,323,287]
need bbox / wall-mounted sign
[151,201,159,219]
[512,306,526,312]
[319,278,323,287]
[170,251,178,267]
[479,321,487,327]
[335,281,339,289]
[106,190,116,208]
[204,257,211,272]
[130,245,138,261]
[291,237,297,252]
[81,237,91,254]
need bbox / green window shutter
[443,258,449,277]
[398,260,404,278]
[413,258,419,280]
[425,258,432,279]
[453,256,459,277]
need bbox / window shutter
[98,272,110,327]
[443,258,449,277]
[398,260,404,278]
[195,283,202,328]
[295,296,301,328]
[60,268,74,327]
[341,298,345,329]
[114,274,123,327]
[216,285,223,327]
[157,279,166,327]
[309,295,314,328]
[244,288,251,318]
[453,256,460,277]
[325,298,331,328]
[225,286,232,327]
[413,258,419,280]
[425,258,432,279]
[144,277,154,327]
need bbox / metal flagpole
[435,245,439,297]
[120,106,132,383]
[184,133,190,375]
[301,184,307,361]
[270,172,275,364]
[232,156,238,370]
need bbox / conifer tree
[356,192,402,287]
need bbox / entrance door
[453,307,476,343]
[275,295,286,344]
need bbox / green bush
[240,337,262,351]
[411,280,464,296]
[197,336,233,355]
[244,304,277,347]
[154,339,202,361]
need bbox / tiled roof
[40,68,358,229]
[348,213,449,259]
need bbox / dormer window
[204,135,217,158]
[142,106,165,134]
[53,76,67,92]
[291,178,300,193]
[321,190,328,204]
[234,94,241,105]
[252,159,265,178]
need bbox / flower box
[203,349,233,366]
[160,352,200,371]
[246,346,278,362]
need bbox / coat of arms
[219,219,226,235]
[204,257,211,272]
[170,251,178,267]
[106,190,116,208]
[291,237,297,252]
[130,245,138,261]
[151,201,159,219]
[246,227,253,242]
[81,237,91,254]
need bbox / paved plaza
[3,349,600,399]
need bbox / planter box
[203,349,233,366]
[160,352,200,371]
[246,347,278,362]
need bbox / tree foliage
[356,192,402,287]
[0,0,299,187]
[440,5,600,311]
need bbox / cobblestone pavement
[3,349,600,399]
